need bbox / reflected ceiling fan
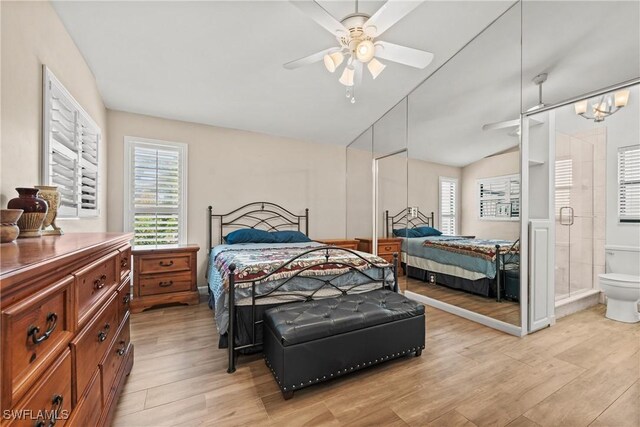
[284,0,434,103]
[482,73,549,136]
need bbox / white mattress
[403,253,486,281]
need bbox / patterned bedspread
[214,243,391,290]
[422,237,519,262]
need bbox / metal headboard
[208,202,309,251]
[385,208,435,238]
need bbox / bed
[386,208,520,301]
[207,202,397,373]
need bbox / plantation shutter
[43,67,100,218]
[439,178,457,235]
[478,174,520,220]
[555,158,573,216]
[618,145,640,223]
[127,139,187,246]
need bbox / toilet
[599,246,640,323]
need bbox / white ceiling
[51,0,515,146]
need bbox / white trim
[555,289,600,308]
[405,291,523,336]
[520,114,530,334]
[123,136,188,245]
[604,245,640,252]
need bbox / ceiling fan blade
[290,1,348,37]
[363,0,424,37]
[374,41,433,69]
[482,117,544,131]
[283,47,339,70]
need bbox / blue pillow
[393,228,421,238]
[413,226,442,237]
[225,229,276,244]
[271,230,311,243]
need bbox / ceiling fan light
[356,40,375,63]
[323,52,344,73]
[339,66,355,86]
[614,90,630,108]
[574,100,588,115]
[367,58,386,79]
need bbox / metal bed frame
[207,202,398,373]
[385,207,519,302]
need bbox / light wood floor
[403,277,521,326]
[113,298,639,427]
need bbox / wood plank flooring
[113,298,639,427]
[403,277,521,326]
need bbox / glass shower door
[555,131,595,300]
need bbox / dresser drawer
[65,370,102,427]
[1,276,74,407]
[139,253,191,274]
[378,243,400,255]
[118,245,132,279]
[5,349,72,427]
[100,315,130,406]
[75,252,118,327]
[70,294,118,404]
[139,272,192,296]
[116,278,131,324]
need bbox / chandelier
[574,90,630,122]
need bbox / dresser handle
[159,260,174,267]
[159,281,173,287]
[94,274,107,290]
[116,340,127,356]
[123,294,130,304]
[34,394,63,427]
[121,258,128,268]
[27,312,58,345]
[98,323,110,342]
[384,246,393,251]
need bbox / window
[439,177,458,235]
[124,137,188,246]
[42,66,100,218]
[555,158,573,216]
[618,145,640,223]
[477,174,520,220]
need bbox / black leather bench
[263,289,425,399]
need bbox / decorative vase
[0,209,23,243]
[7,188,48,238]
[34,185,63,235]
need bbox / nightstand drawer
[139,253,191,274]
[379,243,400,255]
[139,272,192,296]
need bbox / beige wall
[460,150,520,240]
[107,110,347,285]
[0,1,108,232]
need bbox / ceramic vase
[34,185,63,235]
[0,209,23,243]
[7,188,48,238]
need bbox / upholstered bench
[263,289,425,399]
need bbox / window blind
[478,174,520,220]
[439,177,457,235]
[43,67,100,218]
[555,158,573,216]
[125,139,187,246]
[618,145,640,223]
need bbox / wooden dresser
[315,239,359,250]
[131,244,199,313]
[356,237,404,274]
[0,233,133,426]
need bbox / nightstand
[356,237,403,272]
[315,238,359,250]
[131,244,200,313]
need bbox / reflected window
[439,177,458,235]
[478,174,520,220]
[555,158,573,217]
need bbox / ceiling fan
[482,73,549,136]
[284,0,434,103]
